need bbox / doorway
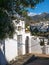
[17,35,22,56]
[25,36,29,54]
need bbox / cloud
[27,12,42,16]
[27,12,37,16]
[38,13,41,15]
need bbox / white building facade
[0,19,31,65]
[0,19,49,65]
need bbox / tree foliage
[0,0,44,39]
[0,10,15,39]
[0,0,44,15]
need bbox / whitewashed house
[0,19,31,65]
[0,19,49,65]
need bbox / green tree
[0,0,44,40]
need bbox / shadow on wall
[0,49,8,65]
[0,40,8,65]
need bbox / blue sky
[28,0,49,15]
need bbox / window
[18,26,22,31]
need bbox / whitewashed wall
[30,36,42,54]
[42,45,49,54]
[1,19,49,65]
[5,38,18,61]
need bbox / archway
[25,36,29,54]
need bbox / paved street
[8,54,49,65]
[23,55,49,65]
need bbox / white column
[22,34,26,55]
